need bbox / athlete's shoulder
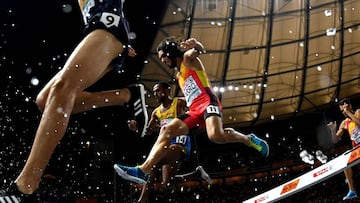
[153,105,162,115]
[174,96,185,102]
[175,96,185,99]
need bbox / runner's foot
[196,166,212,184]
[0,181,36,203]
[248,133,269,157]
[127,84,148,137]
[343,190,357,200]
[114,164,148,185]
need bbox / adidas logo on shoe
[0,195,21,203]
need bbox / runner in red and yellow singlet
[115,37,270,186]
[333,98,360,200]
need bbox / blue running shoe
[343,190,357,200]
[114,164,148,185]
[248,133,269,157]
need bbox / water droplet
[62,4,73,13]
[57,107,63,113]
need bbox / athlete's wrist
[194,43,205,54]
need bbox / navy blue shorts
[171,135,191,161]
[81,0,130,44]
[80,0,130,71]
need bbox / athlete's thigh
[205,115,223,138]
[58,29,123,91]
[37,70,64,101]
[160,118,189,138]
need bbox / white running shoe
[300,150,314,165]
[315,150,328,164]
[196,166,212,184]
[127,84,148,137]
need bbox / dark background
[1,0,359,202]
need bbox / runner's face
[339,103,352,111]
[153,84,168,103]
[158,50,176,69]
[339,102,352,117]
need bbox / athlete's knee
[35,93,46,112]
[36,78,71,112]
[208,135,226,144]
[51,77,81,100]
[159,125,176,138]
[208,127,237,143]
[224,127,235,134]
[52,77,69,90]
[207,128,227,144]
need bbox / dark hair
[153,81,171,91]
[156,37,184,58]
[339,98,351,106]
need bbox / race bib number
[351,127,360,144]
[100,12,121,28]
[160,118,173,127]
[206,105,220,115]
[175,135,187,145]
[183,76,201,106]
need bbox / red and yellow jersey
[177,63,212,107]
[78,0,87,9]
[345,118,356,134]
[345,118,360,146]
